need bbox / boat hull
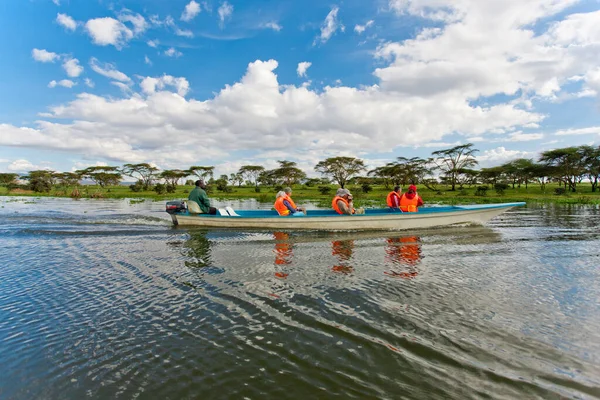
[170,202,525,231]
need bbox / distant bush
[254,186,261,193]
[166,184,177,194]
[554,187,566,195]
[495,183,509,195]
[318,186,332,195]
[274,185,284,192]
[475,186,489,196]
[130,180,144,192]
[154,183,166,195]
[457,189,469,196]
[361,183,373,193]
[185,179,194,186]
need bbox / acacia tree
[78,166,122,188]
[539,147,583,192]
[238,165,265,188]
[579,145,600,192]
[187,166,215,182]
[272,160,306,186]
[314,157,366,189]
[479,166,504,186]
[159,170,188,187]
[53,172,81,188]
[122,163,158,190]
[0,173,19,186]
[432,143,479,191]
[22,170,55,192]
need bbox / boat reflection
[273,231,291,278]
[331,239,355,274]
[183,229,212,269]
[384,236,422,279]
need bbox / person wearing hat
[399,184,424,212]
[386,185,403,211]
[274,191,304,216]
[332,188,356,215]
[283,187,306,214]
[188,179,217,214]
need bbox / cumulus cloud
[164,47,183,57]
[297,62,312,77]
[7,159,51,172]
[48,79,76,88]
[316,6,341,44]
[32,48,59,63]
[118,12,148,35]
[147,39,159,48]
[477,147,534,167]
[506,131,544,142]
[56,13,77,31]
[85,13,147,49]
[139,75,190,96]
[89,57,130,82]
[84,78,95,88]
[181,1,201,22]
[218,1,233,28]
[62,58,83,78]
[555,127,600,136]
[354,20,373,34]
[112,81,133,94]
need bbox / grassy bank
[1,183,600,206]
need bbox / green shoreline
[2,183,599,207]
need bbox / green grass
[1,183,599,206]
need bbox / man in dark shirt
[188,180,217,214]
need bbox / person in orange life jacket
[283,187,306,214]
[399,184,424,212]
[386,185,403,211]
[274,191,304,216]
[332,188,355,215]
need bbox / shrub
[495,183,509,195]
[274,185,284,192]
[166,184,177,194]
[254,186,261,193]
[154,183,166,195]
[318,186,332,195]
[130,180,144,192]
[554,187,566,195]
[475,186,489,196]
[361,183,373,193]
[185,179,194,186]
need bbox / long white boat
[165,202,525,231]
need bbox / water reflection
[273,231,291,278]
[331,239,355,274]
[183,229,212,269]
[384,236,422,279]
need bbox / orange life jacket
[399,194,419,212]
[386,191,402,208]
[332,196,354,215]
[285,194,297,210]
[274,196,290,216]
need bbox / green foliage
[129,180,144,192]
[318,185,332,195]
[494,183,509,195]
[314,157,366,188]
[475,186,488,196]
[254,186,261,193]
[0,173,19,186]
[166,184,177,194]
[24,170,54,193]
[432,143,479,191]
[154,183,166,195]
[361,183,373,193]
[554,187,566,195]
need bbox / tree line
[1,144,599,195]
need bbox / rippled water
[1,197,599,399]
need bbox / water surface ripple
[0,198,599,399]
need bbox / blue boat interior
[176,202,526,218]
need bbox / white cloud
[84,78,95,88]
[118,12,148,35]
[316,6,340,44]
[140,75,190,96]
[163,15,194,37]
[354,20,373,34]
[145,55,152,65]
[56,13,77,31]
[85,17,134,49]
[506,131,544,142]
[32,48,59,63]
[297,62,312,77]
[48,79,76,88]
[174,27,194,37]
[89,57,130,82]
[7,159,50,172]
[164,47,183,57]
[181,1,201,22]
[111,81,133,93]
[477,147,534,167]
[62,58,83,78]
[261,22,282,32]
[555,127,600,136]
[218,1,233,28]
[147,39,159,48]
[52,0,60,5]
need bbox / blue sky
[1,0,600,176]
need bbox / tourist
[283,187,306,214]
[386,185,402,210]
[399,184,424,212]
[332,188,355,215]
[188,179,217,214]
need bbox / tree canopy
[315,157,366,188]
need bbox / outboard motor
[166,200,186,214]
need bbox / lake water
[0,197,599,399]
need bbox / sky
[1,0,600,177]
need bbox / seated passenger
[332,188,355,215]
[399,185,424,212]
[283,187,306,214]
[386,186,402,211]
[188,179,217,215]
[274,191,301,216]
